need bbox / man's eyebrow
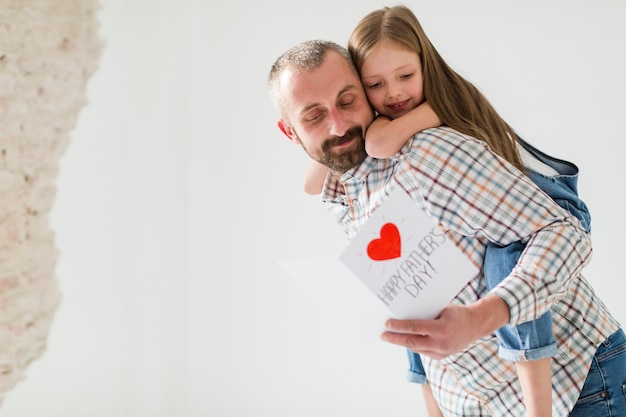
[299,85,358,115]
[337,84,357,96]
[300,102,321,115]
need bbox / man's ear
[277,119,300,144]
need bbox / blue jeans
[569,328,626,416]
[406,138,592,382]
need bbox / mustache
[321,126,363,151]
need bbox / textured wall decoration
[0,0,102,405]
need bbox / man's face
[277,51,375,174]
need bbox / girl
[303,5,592,417]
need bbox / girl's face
[359,41,424,120]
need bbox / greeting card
[338,187,478,320]
[279,187,478,339]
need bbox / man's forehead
[281,63,361,112]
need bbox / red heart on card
[367,223,401,261]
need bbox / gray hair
[267,40,354,120]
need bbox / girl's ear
[277,119,300,144]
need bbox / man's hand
[380,294,510,359]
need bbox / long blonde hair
[348,5,525,172]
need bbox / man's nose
[328,109,350,137]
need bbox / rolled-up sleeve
[404,128,592,326]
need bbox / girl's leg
[407,351,445,416]
[484,241,555,416]
[421,383,444,417]
[517,358,553,417]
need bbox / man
[268,40,625,416]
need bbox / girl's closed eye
[400,72,414,79]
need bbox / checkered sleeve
[403,128,592,326]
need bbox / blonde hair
[348,5,525,172]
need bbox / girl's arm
[366,101,441,158]
[302,159,328,195]
[303,101,440,194]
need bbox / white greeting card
[279,187,478,339]
[338,188,478,320]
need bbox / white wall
[2,0,625,416]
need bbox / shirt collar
[321,155,376,201]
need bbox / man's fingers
[380,330,422,348]
[380,331,445,359]
[380,330,429,350]
[384,318,434,335]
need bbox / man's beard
[307,126,368,174]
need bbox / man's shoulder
[402,126,481,154]
[413,126,469,142]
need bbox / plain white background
[2,1,625,416]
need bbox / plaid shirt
[322,127,620,416]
